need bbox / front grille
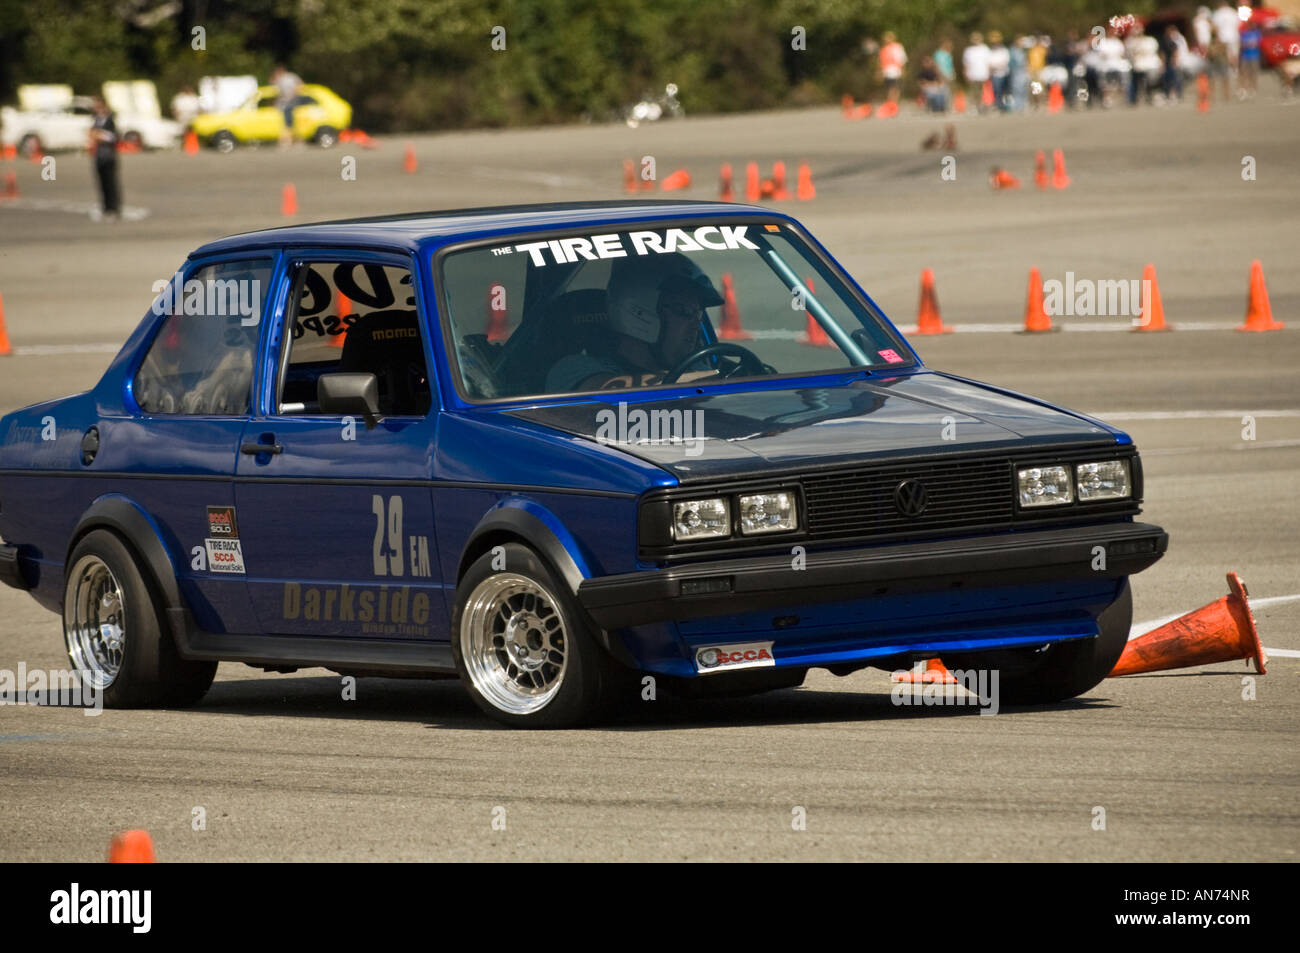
[802,456,1015,541]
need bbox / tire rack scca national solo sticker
[204,505,246,574]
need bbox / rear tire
[210,130,236,153]
[451,543,632,728]
[944,581,1132,706]
[314,125,338,148]
[63,530,216,708]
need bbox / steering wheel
[661,342,773,384]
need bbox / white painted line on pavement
[897,321,1239,334]
[1089,410,1300,420]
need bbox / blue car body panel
[0,201,1164,679]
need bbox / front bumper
[578,521,1166,630]
[0,543,28,591]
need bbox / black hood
[504,372,1118,482]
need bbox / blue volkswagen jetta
[0,201,1166,726]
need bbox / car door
[119,253,275,635]
[235,251,446,641]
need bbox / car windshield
[437,221,912,400]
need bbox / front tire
[944,581,1132,706]
[451,543,630,727]
[18,133,42,158]
[210,130,236,153]
[63,530,216,708]
[314,125,338,148]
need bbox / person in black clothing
[89,96,120,220]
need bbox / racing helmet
[607,253,723,345]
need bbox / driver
[545,254,723,392]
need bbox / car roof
[189,200,781,259]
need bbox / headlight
[1076,460,1131,501]
[1018,465,1073,507]
[738,492,797,535]
[672,498,730,541]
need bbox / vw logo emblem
[893,479,928,518]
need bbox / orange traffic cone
[981,80,995,108]
[952,89,967,113]
[108,829,155,863]
[770,161,790,200]
[745,162,760,202]
[1022,267,1054,332]
[485,282,509,342]
[718,273,752,340]
[1134,263,1171,331]
[989,167,1021,189]
[841,93,854,118]
[328,290,352,348]
[0,293,11,356]
[403,142,417,174]
[876,100,899,119]
[795,163,815,201]
[183,129,199,155]
[892,657,959,684]
[1051,148,1070,189]
[2,170,16,199]
[350,129,377,149]
[799,278,834,347]
[281,183,297,217]
[1196,73,1210,112]
[660,169,691,191]
[623,158,637,195]
[1034,150,1049,189]
[1047,82,1064,113]
[916,268,954,334]
[851,102,873,119]
[1,143,15,160]
[1110,572,1267,677]
[1237,260,1283,332]
[719,163,734,202]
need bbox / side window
[133,258,269,415]
[277,261,430,417]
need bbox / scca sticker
[206,505,239,538]
[695,641,776,674]
[508,226,760,267]
[205,537,246,574]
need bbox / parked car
[0,202,1167,727]
[0,82,181,156]
[189,84,351,151]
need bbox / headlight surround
[1076,460,1131,501]
[672,498,730,541]
[737,491,798,535]
[1017,465,1073,507]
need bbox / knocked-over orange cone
[1051,149,1070,189]
[876,100,899,119]
[1034,150,1049,189]
[280,183,297,217]
[719,163,734,202]
[1022,267,1054,332]
[915,268,953,334]
[108,829,155,863]
[660,169,691,191]
[403,142,417,174]
[0,293,11,356]
[1237,260,1283,332]
[1110,572,1267,677]
[892,658,959,684]
[1134,263,1171,331]
[718,273,752,340]
[989,167,1020,189]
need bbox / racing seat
[497,289,610,395]
[338,309,431,416]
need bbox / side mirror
[318,372,381,429]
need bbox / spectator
[1212,2,1241,70]
[1097,26,1130,107]
[934,39,956,86]
[918,56,948,112]
[879,32,908,105]
[988,31,1011,110]
[962,32,991,111]
[270,64,304,148]
[1161,25,1188,101]
[1207,36,1232,101]
[1239,18,1261,98]
[1192,6,1213,53]
[1126,24,1162,106]
[1009,36,1031,111]
[89,96,120,221]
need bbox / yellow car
[191,84,352,151]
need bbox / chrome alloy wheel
[64,554,127,689]
[460,573,569,715]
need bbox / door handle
[241,441,283,455]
